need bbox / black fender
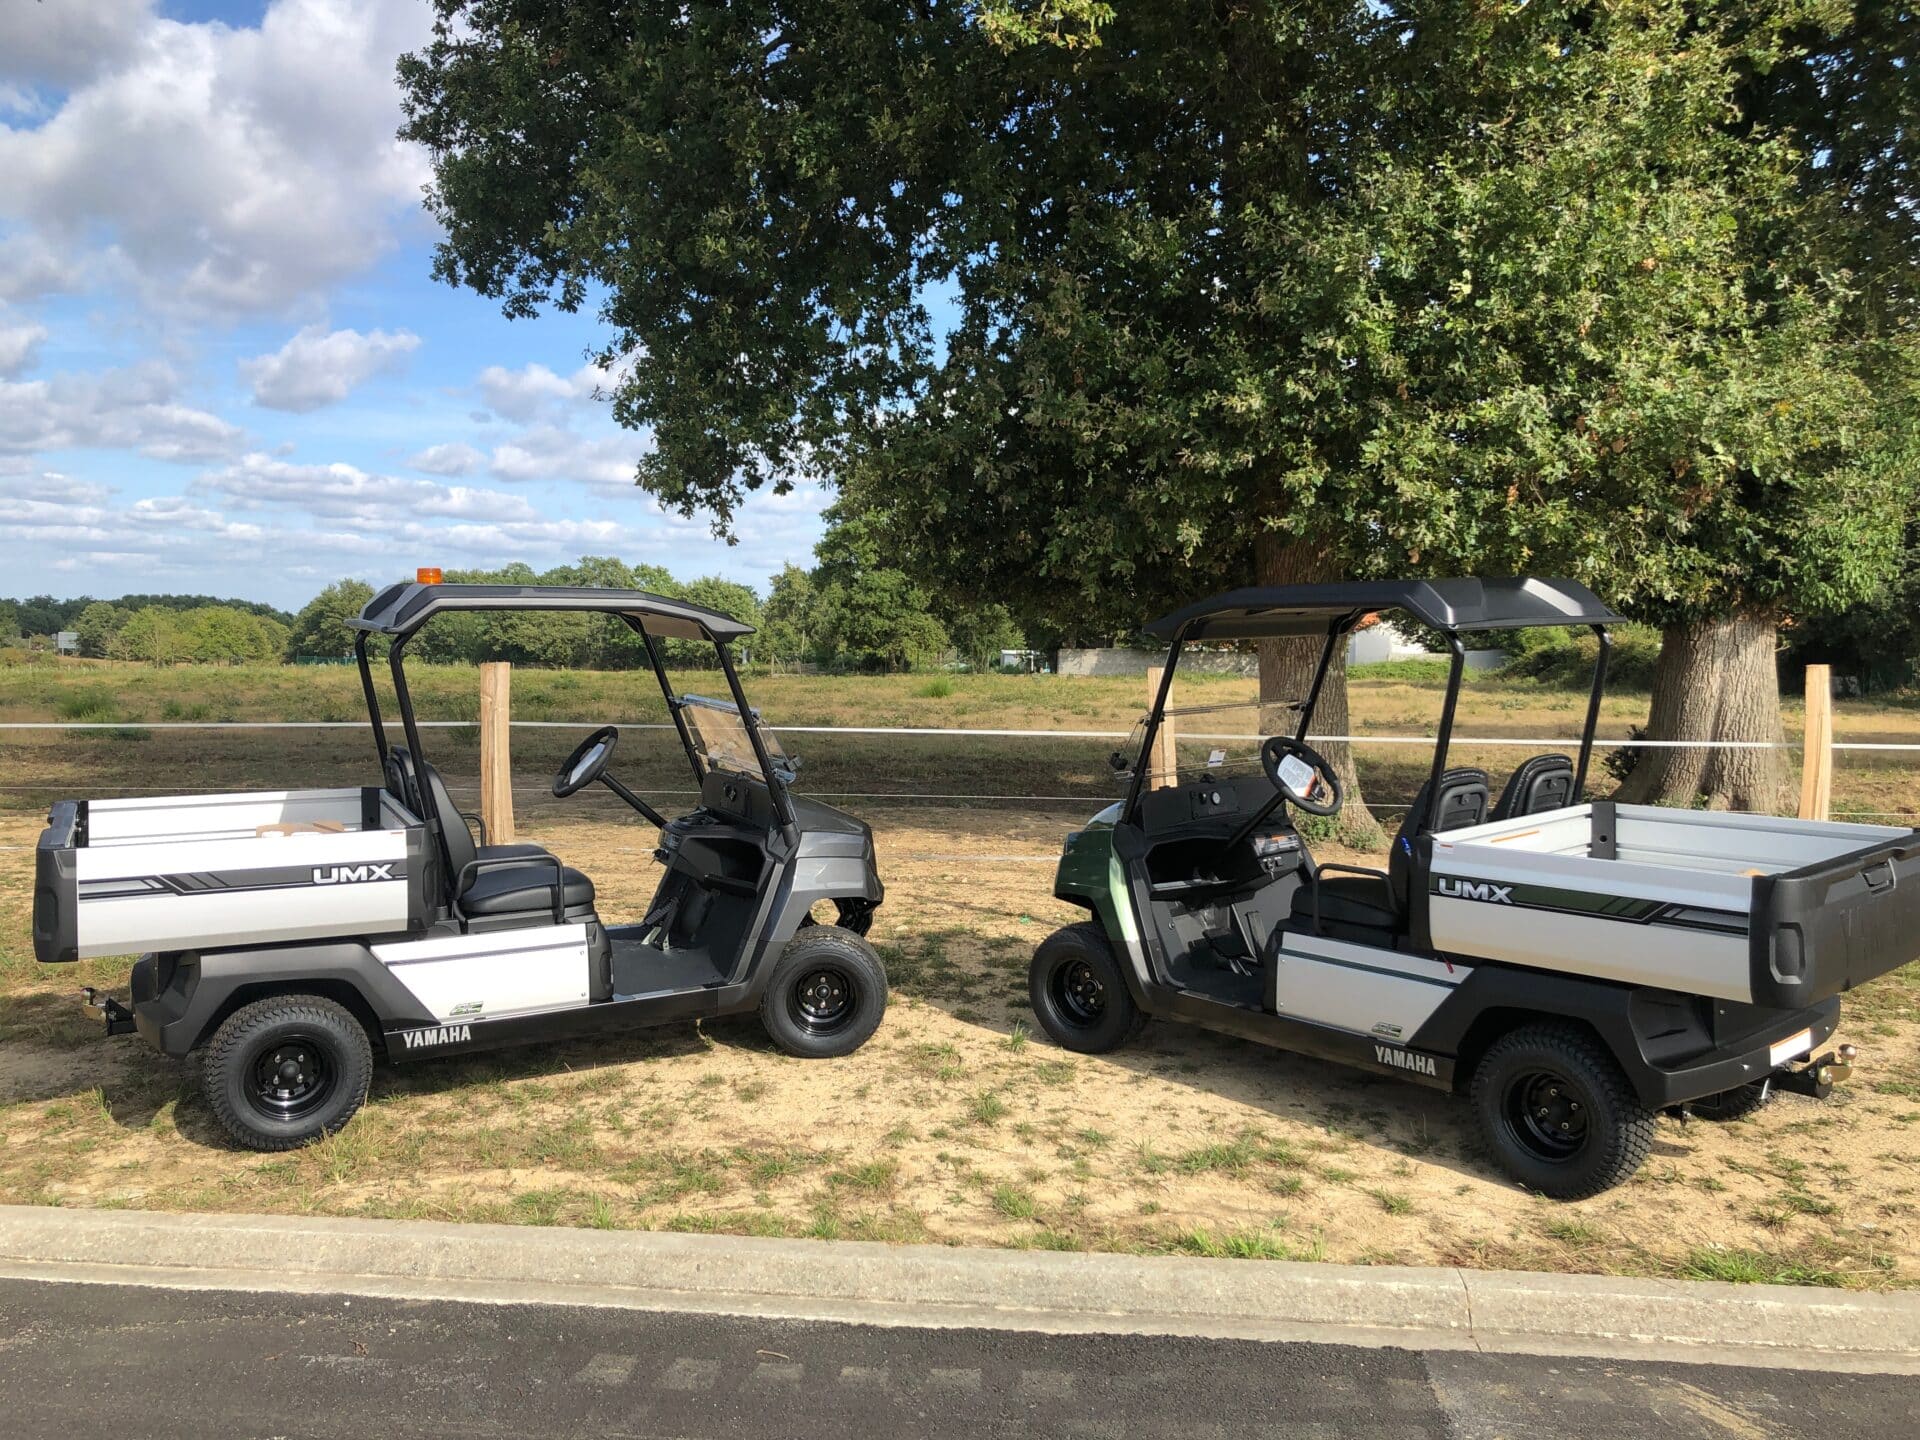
[133,940,437,1059]
[1410,962,1840,1109]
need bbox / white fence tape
[5,718,1920,751]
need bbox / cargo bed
[33,788,430,963]
[1427,802,1920,1006]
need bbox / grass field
[2,658,1917,1284]
[7,654,1920,826]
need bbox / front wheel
[202,994,373,1152]
[1029,922,1140,1054]
[760,926,888,1058]
[1470,1021,1655,1200]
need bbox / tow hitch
[1777,1044,1858,1100]
[80,987,137,1038]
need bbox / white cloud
[407,441,484,476]
[488,426,648,489]
[0,234,81,304]
[476,363,583,423]
[0,320,48,377]
[0,0,152,90]
[0,362,243,462]
[0,467,113,505]
[241,324,421,412]
[193,452,542,525]
[0,0,433,317]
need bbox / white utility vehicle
[1032,578,1911,1197]
[34,580,888,1150]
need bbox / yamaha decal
[1373,1044,1439,1078]
[400,1024,472,1051]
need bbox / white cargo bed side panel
[1427,839,1753,1002]
[373,925,591,1023]
[86,788,370,845]
[72,829,410,958]
[1613,804,1909,875]
[1272,933,1464,1040]
[1451,807,1593,856]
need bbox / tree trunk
[1615,610,1790,813]
[1254,533,1378,837]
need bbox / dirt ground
[2,804,1916,1287]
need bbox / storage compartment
[34,787,430,963]
[1425,804,1920,1005]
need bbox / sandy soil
[1,807,1915,1286]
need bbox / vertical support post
[1146,665,1178,790]
[1800,664,1832,822]
[480,661,515,845]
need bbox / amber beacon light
[416,566,444,585]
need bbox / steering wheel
[553,725,619,798]
[1261,735,1343,817]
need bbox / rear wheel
[202,994,373,1152]
[1029,922,1140,1054]
[1470,1022,1655,1200]
[1692,1079,1772,1121]
[760,926,887,1059]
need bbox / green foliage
[287,579,376,660]
[73,602,127,659]
[758,564,816,669]
[1498,626,1665,692]
[401,0,1916,694]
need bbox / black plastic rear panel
[33,801,83,964]
[1749,830,1920,1009]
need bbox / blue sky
[0,0,833,612]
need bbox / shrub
[1500,624,1662,690]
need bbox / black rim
[1501,1068,1589,1162]
[1051,958,1107,1027]
[789,965,858,1036]
[247,1032,334,1121]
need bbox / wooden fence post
[1799,663,1832,822]
[480,661,515,844]
[1146,665,1178,790]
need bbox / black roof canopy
[1145,577,1621,642]
[350,583,755,643]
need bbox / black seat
[461,863,596,916]
[1491,753,1575,821]
[394,748,595,919]
[1295,767,1490,936]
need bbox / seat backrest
[1387,767,1489,913]
[418,758,478,880]
[1491,753,1575,821]
[384,745,421,818]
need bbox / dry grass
[2,805,1915,1288]
[6,658,1920,827]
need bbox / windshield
[1114,697,1303,788]
[679,694,794,784]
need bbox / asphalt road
[0,1278,1913,1439]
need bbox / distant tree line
[3,538,1030,672]
[1,593,295,665]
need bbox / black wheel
[1029,922,1141,1054]
[760,926,888,1058]
[1470,1021,1655,1200]
[1692,1079,1773,1121]
[202,994,373,1152]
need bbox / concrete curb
[1,1206,1914,1372]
